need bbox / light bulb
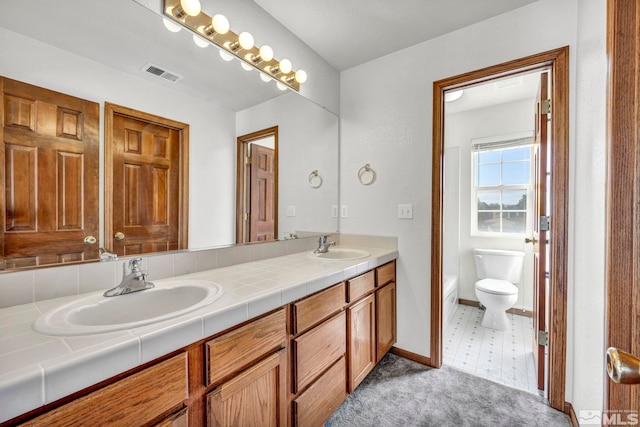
[193,34,208,48]
[241,62,253,71]
[260,73,271,82]
[180,0,201,16]
[276,82,287,91]
[295,70,307,84]
[259,45,274,62]
[163,17,182,33]
[212,14,229,35]
[279,59,292,74]
[238,32,254,50]
[219,50,234,62]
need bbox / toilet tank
[473,248,525,283]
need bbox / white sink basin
[33,280,223,336]
[308,248,370,261]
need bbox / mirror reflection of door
[0,77,100,269]
[236,127,278,243]
[105,103,189,256]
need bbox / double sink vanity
[0,237,398,426]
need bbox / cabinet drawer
[205,309,287,386]
[22,353,188,427]
[293,356,347,427]
[293,311,346,393]
[376,261,395,287]
[347,270,375,303]
[292,282,345,335]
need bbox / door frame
[235,126,278,244]
[604,0,640,415]
[104,103,189,253]
[430,47,569,411]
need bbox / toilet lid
[475,279,518,296]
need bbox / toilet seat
[475,278,518,296]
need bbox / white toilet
[472,248,525,330]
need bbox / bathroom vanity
[0,243,397,426]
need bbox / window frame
[470,132,534,238]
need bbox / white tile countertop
[0,245,398,423]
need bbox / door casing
[430,47,570,411]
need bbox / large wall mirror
[0,0,339,270]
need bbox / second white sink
[308,248,370,261]
[33,279,223,336]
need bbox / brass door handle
[525,237,538,244]
[84,236,97,245]
[607,347,640,384]
[114,231,125,241]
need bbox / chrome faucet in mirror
[104,257,154,297]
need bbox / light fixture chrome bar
[163,0,301,91]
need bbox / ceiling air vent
[141,63,183,83]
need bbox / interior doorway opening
[236,126,279,244]
[430,47,569,412]
[441,69,548,396]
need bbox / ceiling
[0,0,540,111]
[255,0,539,71]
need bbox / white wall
[445,98,535,311]
[341,0,608,416]
[0,27,237,249]
[236,93,339,239]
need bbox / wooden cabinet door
[376,281,397,362]
[347,293,376,392]
[1,77,99,268]
[207,350,287,427]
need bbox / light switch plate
[398,204,413,219]
[341,205,348,218]
[286,206,296,217]
[332,205,338,218]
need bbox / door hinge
[539,216,550,231]
[245,156,252,165]
[541,99,551,114]
[538,330,549,346]
[244,212,250,221]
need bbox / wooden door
[235,127,278,244]
[531,72,549,391]
[605,0,640,417]
[249,144,276,242]
[347,293,376,392]
[106,104,188,256]
[207,350,286,427]
[0,77,99,268]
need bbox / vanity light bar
[163,0,302,91]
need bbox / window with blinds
[472,136,533,235]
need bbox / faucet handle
[128,257,143,273]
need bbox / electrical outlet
[341,205,348,218]
[286,206,296,217]
[398,204,413,219]
[332,205,338,218]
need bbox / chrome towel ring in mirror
[309,170,323,188]
[358,164,376,185]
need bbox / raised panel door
[347,293,376,392]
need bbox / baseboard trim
[458,298,533,318]
[390,347,432,367]
[564,401,578,426]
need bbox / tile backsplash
[0,234,397,309]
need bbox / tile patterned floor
[443,304,540,395]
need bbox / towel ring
[309,170,323,188]
[358,164,376,185]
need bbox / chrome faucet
[314,235,336,254]
[104,257,154,297]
